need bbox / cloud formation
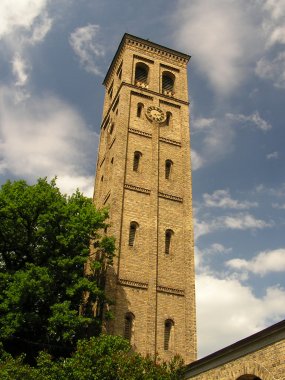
[175,0,260,95]
[226,112,272,131]
[196,273,285,357]
[69,24,105,76]
[195,212,272,239]
[0,0,52,88]
[203,189,258,209]
[0,87,97,195]
[0,0,49,38]
[267,151,279,159]
[226,248,285,276]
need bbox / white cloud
[272,202,285,209]
[191,150,204,170]
[195,212,271,240]
[0,0,53,89]
[194,219,214,240]
[0,87,97,196]
[203,189,258,209]
[226,112,272,131]
[255,183,285,196]
[267,151,279,159]
[223,213,271,230]
[174,0,261,95]
[226,248,285,276]
[28,13,53,45]
[204,243,232,255]
[69,24,105,76]
[196,273,285,357]
[174,0,285,92]
[256,52,285,88]
[254,0,285,87]
[193,117,215,130]
[12,54,30,86]
[0,0,49,38]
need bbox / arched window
[137,103,144,118]
[162,72,175,95]
[135,63,149,87]
[166,111,172,126]
[124,312,135,342]
[164,319,174,350]
[133,151,142,172]
[129,221,138,246]
[237,377,262,380]
[165,229,174,255]
[165,160,173,179]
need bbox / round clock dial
[146,106,166,123]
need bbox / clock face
[146,106,166,123]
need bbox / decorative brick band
[160,63,180,73]
[128,128,152,138]
[133,54,154,64]
[157,285,185,297]
[131,90,153,100]
[159,99,181,109]
[158,192,183,203]
[118,278,148,290]
[103,190,111,205]
[125,183,151,195]
[159,137,181,147]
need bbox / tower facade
[93,34,196,363]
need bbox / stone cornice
[159,137,181,147]
[157,285,185,297]
[159,192,183,203]
[118,278,148,290]
[124,183,151,195]
[128,128,152,139]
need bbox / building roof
[184,319,285,378]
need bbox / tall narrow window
[165,229,173,255]
[129,222,138,246]
[166,111,172,126]
[109,123,114,135]
[162,72,175,95]
[133,151,142,172]
[117,61,123,80]
[165,160,173,179]
[137,103,144,118]
[135,63,149,86]
[164,319,174,350]
[108,81,114,98]
[124,312,135,342]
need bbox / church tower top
[103,33,190,86]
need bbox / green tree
[0,178,115,361]
[0,336,183,380]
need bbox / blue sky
[0,0,284,359]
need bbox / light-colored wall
[185,339,285,380]
[93,35,196,363]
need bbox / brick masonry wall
[93,35,196,363]
[185,339,285,379]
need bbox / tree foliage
[0,336,183,380]
[0,178,115,360]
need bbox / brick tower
[93,34,196,363]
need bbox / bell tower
[93,34,196,363]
